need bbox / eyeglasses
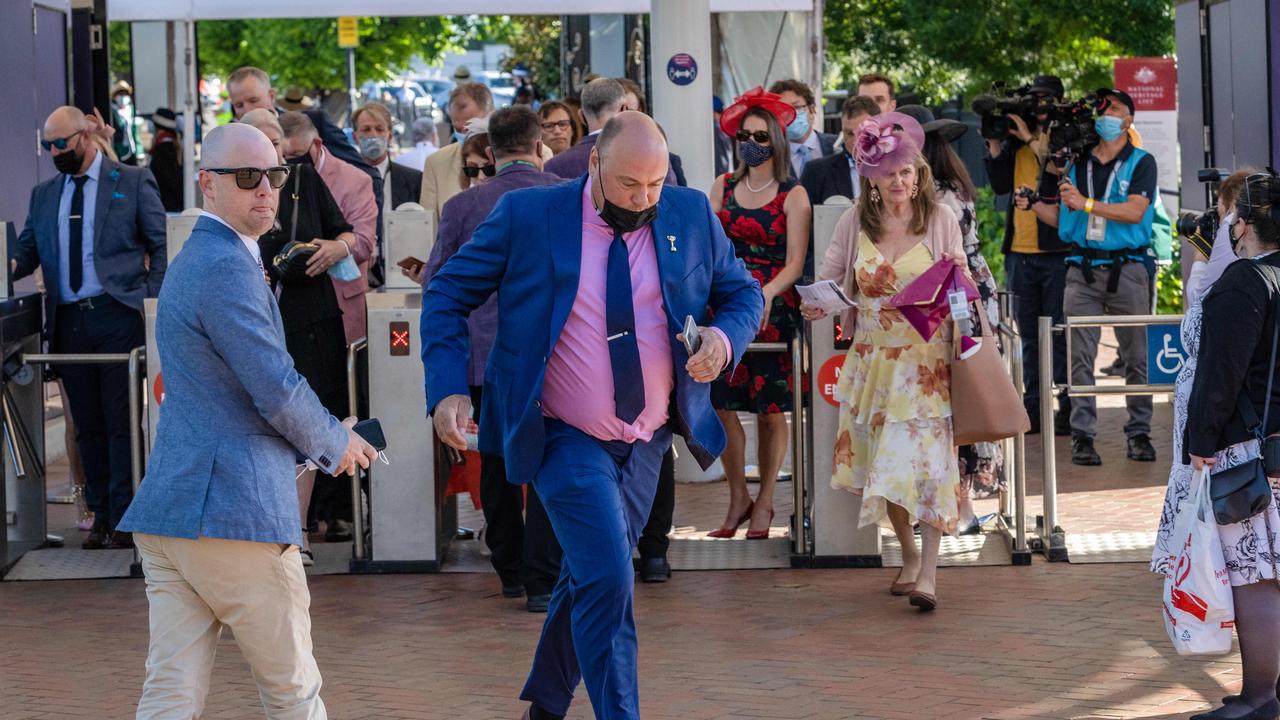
[204,166,291,190]
[463,164,497,178]
[735,130,771,144]
[541,120,572,131]
[40,131,82,152]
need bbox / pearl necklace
[744,175,776,193]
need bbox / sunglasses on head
[735,129,771,144]
[40,131,82,151]
[463,164,497,178]
[205,166,291,190]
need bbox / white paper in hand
[796,280,857,315]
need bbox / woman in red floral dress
[707,88,811,539]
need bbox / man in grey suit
[117,123,378,720]
[12,105,167,549]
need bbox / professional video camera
[1175,168,1230,256]
[971,83,1099,166]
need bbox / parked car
[414,77,456,114]
[478,71,516,108]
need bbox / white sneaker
[300,548,315,567]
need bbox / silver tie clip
[607,331,629,341]
[667,235,677,252]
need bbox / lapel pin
[667,235,677,253]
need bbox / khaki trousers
[134,533,327,720]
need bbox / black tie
[69,175,89,294]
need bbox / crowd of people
[19,57,1280,720]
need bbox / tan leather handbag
[949,313,1030,445]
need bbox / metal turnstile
[1,294,48,573]
[804,198,882,566]
[352,291,455,572]
[380,204,435,291]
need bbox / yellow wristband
[1084,198,1095,214]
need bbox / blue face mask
[1094,116,1126,142]
[786,111,810,142]
[452,130,466,145]
[328,254,362,282]
[739,141,773,168]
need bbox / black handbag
[271,168,316,283]
[1210,321,1279,525]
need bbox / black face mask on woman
[594,161,659,234]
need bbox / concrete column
[650,0,714,194]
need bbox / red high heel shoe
[707,502,754,539]
[745,509,775,540]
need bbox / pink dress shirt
[315,147,378,344]
[540,179,676,444]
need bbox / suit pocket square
[112,191,127,200]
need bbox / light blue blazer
[118,216,348,545]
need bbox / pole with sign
[338,16,359,120]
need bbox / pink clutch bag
[889,259,979,341]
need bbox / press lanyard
[1084,156,1125,202]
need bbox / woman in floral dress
[804,113,966,611]
[707,88,811,540]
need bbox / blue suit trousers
[520,418,672,719]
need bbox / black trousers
[1006,252,1069,413]
[471,386,560,595]
[638,448,675,560]
[53,296,145,528]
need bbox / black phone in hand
[353,418,387,451]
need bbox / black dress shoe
[1054,408,1072,436]
[639,557,671,583]
[106,530,134,549]
[1191,698,1280,720]
[502,583,526,598]
[524,704,565,720]
[1127,434,1157,462]
[527,593,551,613]
[82,518,111,549]
[1071,436,1102,466]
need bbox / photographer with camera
[983,75,1072,436]
[1017,88,1158,467]
[1184,170,1280,720]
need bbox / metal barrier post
[1007,327,1030,564]
[789,334,807,556]
[997,291,1016,521]
[1037,317,1065,560]
[347,338,368,562]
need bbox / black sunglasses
[463,164,497,178]
[205,166,291,190]
[735,129,771,144]
[40,131,82,152]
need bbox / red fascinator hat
[718,86,797,137]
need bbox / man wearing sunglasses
[118,122,379,719]
[12,105,166,551]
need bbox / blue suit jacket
[12,156,167,338]
[421,178,763,486]
[118,216,348,545]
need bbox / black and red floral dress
[711,175,805,415]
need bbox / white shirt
[376,157,391,181]
[393,141,438,171]
[200,210,262,268]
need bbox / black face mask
[287,150,314,165]
[594,162,659,234]
[53,148,83,175]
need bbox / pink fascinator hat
[853,111,926,178]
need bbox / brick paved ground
[3,332,1224,720]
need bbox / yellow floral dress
[831,234,960,533]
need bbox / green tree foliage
[825,0,1176,103]
[196,17,459,91]
[109,22,131,81]
[465,15,564,97]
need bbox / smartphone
[682,315,702,355]
[353,418,387,451]
[397,256,425,273]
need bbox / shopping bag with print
[1162,466,1235,655]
